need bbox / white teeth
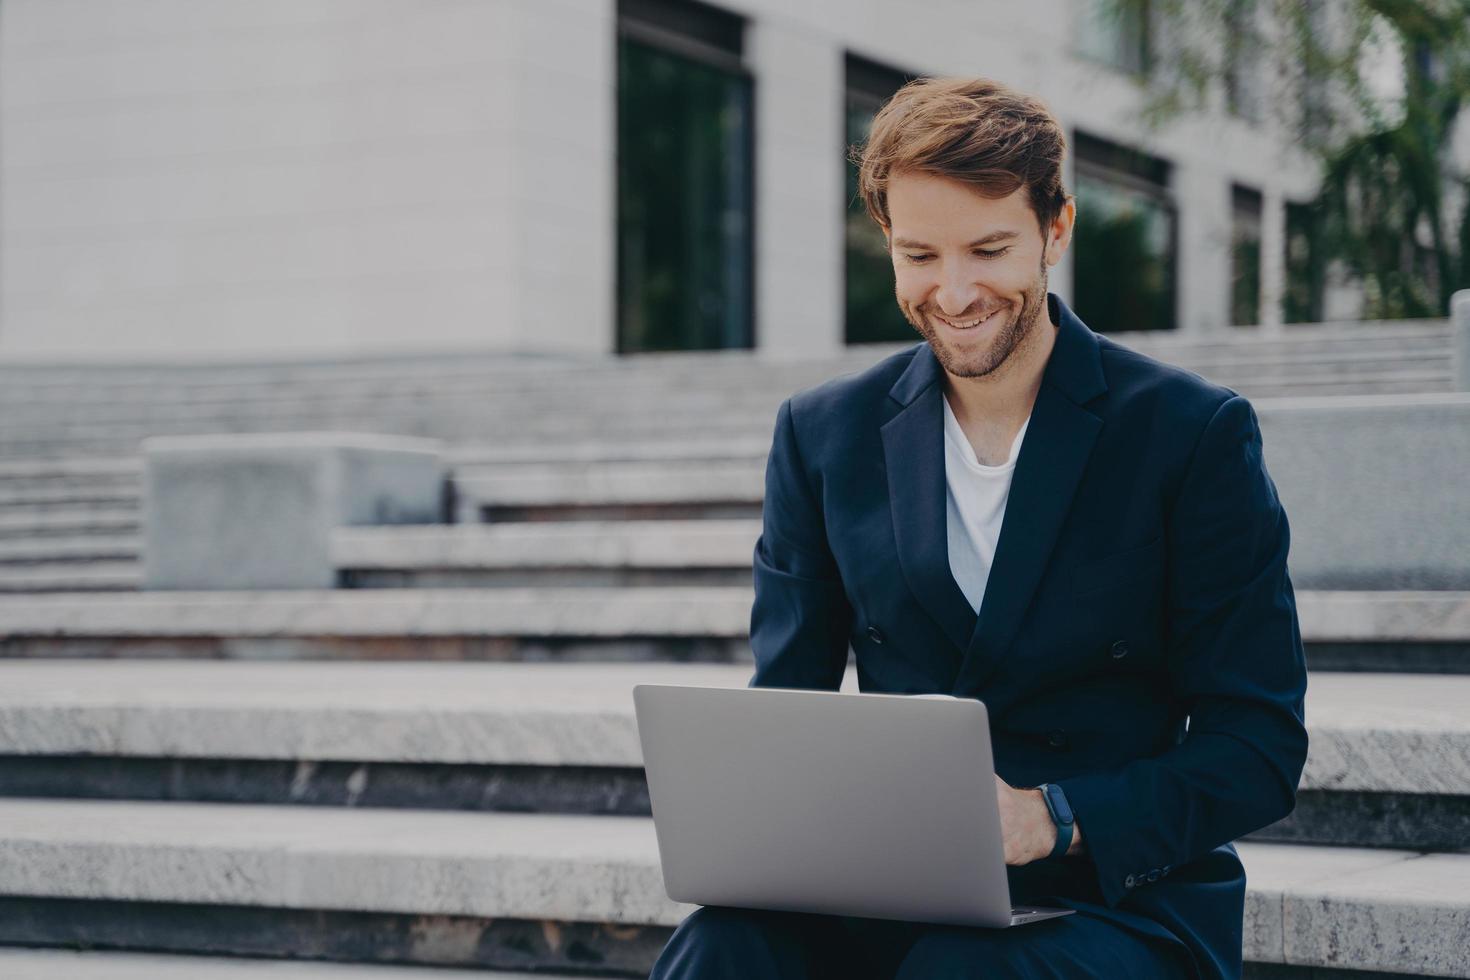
[937,310,996,329]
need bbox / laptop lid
[632,684,1017,928]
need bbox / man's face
[885,172,1067,379]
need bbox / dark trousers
[649,905,1193,980]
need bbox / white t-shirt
[943,393,1031,614]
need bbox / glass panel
[1231,187,1263,325]
[617,37,752,353]
[1073,170,1177,331]
[1283,202,1325,323]
[1231,232,1262,326]
[845,99,914,345]
[1074,0,1150,76]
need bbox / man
[649,76,1308,980]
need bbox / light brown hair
[850,76,1071,238]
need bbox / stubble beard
[901,259,1050,379]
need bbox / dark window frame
[1230,183,1264,326]
[842,52,923,346]
[1071,130,1179,332]
[614,0,757,354]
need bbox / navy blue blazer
[748,293,1309,980]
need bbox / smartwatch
[1037,783,1075,861]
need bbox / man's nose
[934,266,980,317]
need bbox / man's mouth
[932,307,1005,331]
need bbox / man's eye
[903,249,1010,263]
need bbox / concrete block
[142,433,444,590]
[1257,394,1470,589]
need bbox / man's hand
[994,775,1085,865]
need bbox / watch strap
[1039,783,1074,861]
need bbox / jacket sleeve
[748,397,852,691]
[1055,394,1310,907]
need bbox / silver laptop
[632,683,1074,928]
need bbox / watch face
[1046,784,1074,825]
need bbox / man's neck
[942,305,1059,429]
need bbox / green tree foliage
[1107,0,1470,318]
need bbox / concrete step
[335,520,758,588]
[0,459,144,486]
[447,436,771,467]
[0,389,791,434]
[0,534,140,564]
[0,587,752,661]
[0,485,141,509]
[0,414,781,459]
[0,948,571,979]
[0,507,140,539]
[0,321,1448,399]
[0,588,1463,671]
[0,363,1454,440]
[6,382,1467,459]
[0,796,1462,976]
[0,664,1464,852]
[1296,590,1470,672]
[453,460,764,522]
[0,798,678,975]
[0,661,1463,852]
[0,562,141,593]
[0,341,1446,412]
[0,519,759,589]
[0,356,1450,431]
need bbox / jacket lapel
[880,345,976,665]
[950,294,1108,694]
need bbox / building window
[1071,132,1177,332]
[616,0,753,353]
[844,54,921,345]
[1283,201,1325,323]
[1231,184,1263,325]
[1075,0,1152,77]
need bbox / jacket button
[867,626,884,644]
[1124,874,1137,888]
[1046,730,1069,749]
[1110,640,1129,659]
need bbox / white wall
[0,0,614,359]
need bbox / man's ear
[1045,198,1076,267]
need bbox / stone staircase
[0,317,1456,461]
[0,317,1462,589]
[0,660,1465,975]
[0,320,1468,977]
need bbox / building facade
[0,0,1323,360]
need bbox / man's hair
[851,76,1071,238]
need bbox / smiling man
[648,76,1308,980]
